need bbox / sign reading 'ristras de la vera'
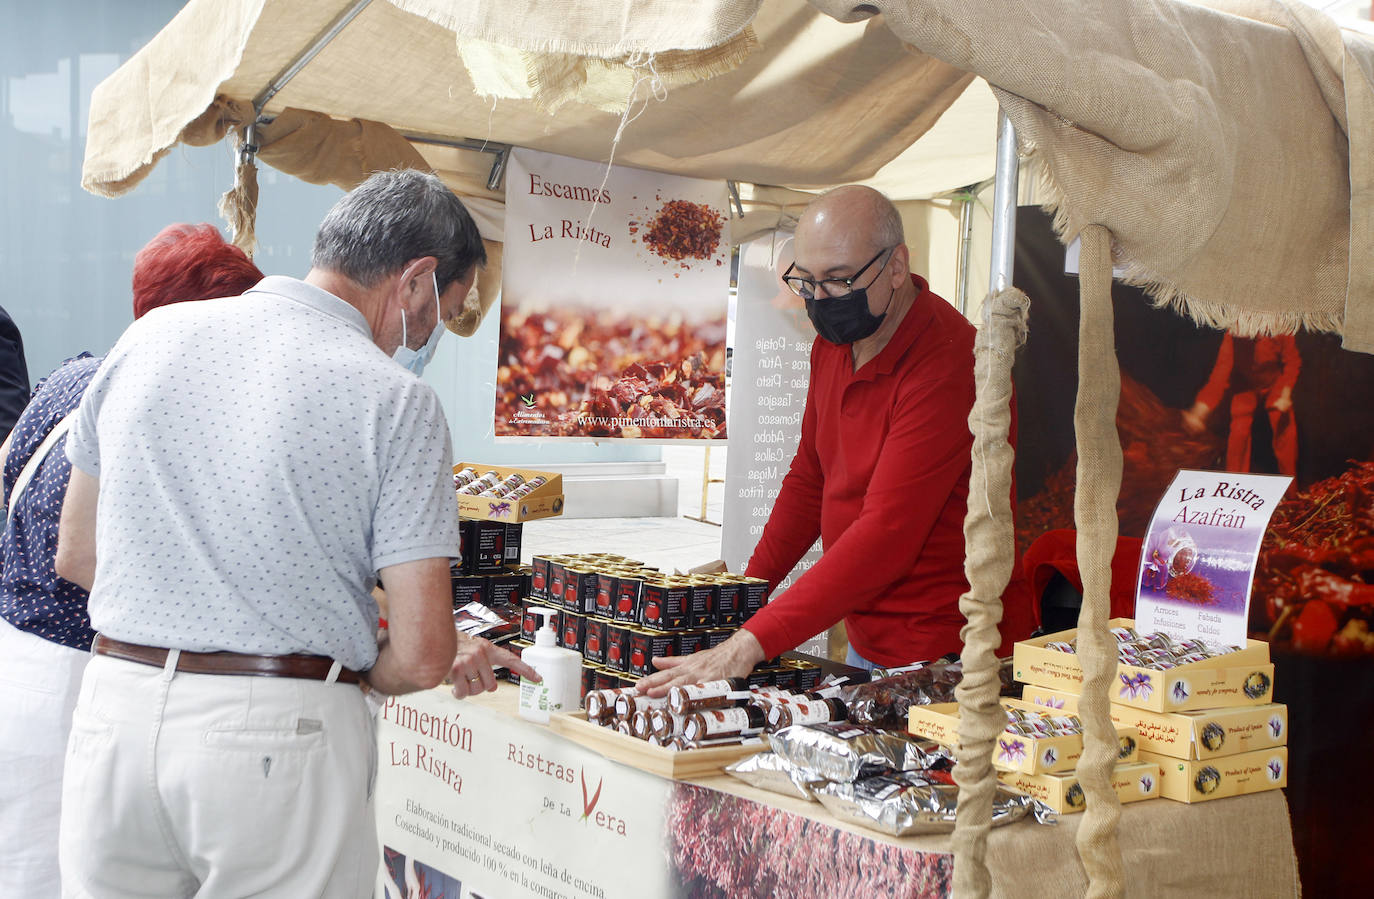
[497,148,730,441]
[1135,469,1291,647]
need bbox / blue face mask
[392,273,445,375]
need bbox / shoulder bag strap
[6,410,78,526]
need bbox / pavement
[519,446,727,573]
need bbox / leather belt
[92,634,362,685]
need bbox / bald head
[791,184,910,294]
[788,184,916,352]
[803,185,904,256]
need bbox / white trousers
[59,653,378,899]
[0,618,91,897]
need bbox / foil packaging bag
[843,657,1018,729]
[815,771,1036,836]
[768,722,939,783]
[724,751,827,801]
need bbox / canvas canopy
[82,0,1003,332]
[83,0,1374,349]
[81,0,996,204]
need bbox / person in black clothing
[0,307,29,442]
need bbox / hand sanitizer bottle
[518,606,582,724]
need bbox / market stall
[375,684,1298,899]
[78,1,1374,895]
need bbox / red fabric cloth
[1020,528,1143,628]
[742,276,1033,667]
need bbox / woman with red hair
[0,224,262,895]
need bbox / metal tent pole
[988,110,1020,293]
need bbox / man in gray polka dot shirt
[53,170,535,897]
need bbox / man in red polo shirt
[641,185,1025,689]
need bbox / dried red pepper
[635,199,726,264]
[1165,572,1217,605]
[496,307,727,439]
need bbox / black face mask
[804,283,892,345]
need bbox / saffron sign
[497,148,730,441]
[1135,469,1291,647]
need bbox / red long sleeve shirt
[743,276,977,667]
[1194,333,1301,412]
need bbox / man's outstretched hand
[635,630,766,697]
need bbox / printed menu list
[721,236,824,654]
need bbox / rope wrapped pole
[1073,223,1126,897]
[951,286,1029,898]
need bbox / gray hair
[312,169,486,292]
[870,193,905,250]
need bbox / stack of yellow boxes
[908,698,1157,814]
[1014,618,1287,804]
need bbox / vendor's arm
[743,378,825,584]
[55,466,99,590]
[637,628,765,696]
[742,368,975,659]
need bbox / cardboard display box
[1140,746,1288,803]
[1013,618,1274,713]
[997,761,1161,814]
[454,463,564,523]
[907,700,1139,776]
[1023,685,1288,760]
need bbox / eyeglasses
[782,247,895,300]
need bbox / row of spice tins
[530,552,770,629]
[582,678,855,750]
[562,668,1044,836]
[518,605,745,677]
[1007,619,1287,804]
[500,642,824,700]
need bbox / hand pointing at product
[449,632,541,699]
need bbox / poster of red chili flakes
[499,148,730,440]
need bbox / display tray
[1013,617,1274,712]
[454,462,564,523]
[549,711,767,780]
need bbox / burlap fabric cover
[80,0,976,199]
[809,0,1374,352]
[953,287,1029,896]
[79,0,977,336]
[1072,226,1128,898]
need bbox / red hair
[131,224,265,319]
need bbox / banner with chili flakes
[498,148,730,441]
